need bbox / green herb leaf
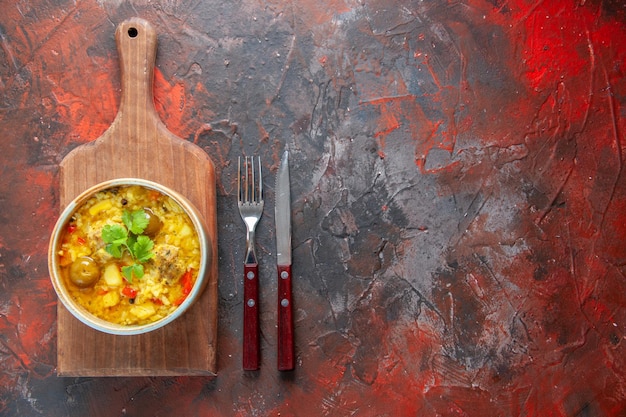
[121,211,133,233]
[102,224,127,245]
[122,264,144,282]
[101,210,155,282]
[102,224,127,258]
[126,234,137,253]
[133,235,155,263]
[105,243,123,258]
[123,209,149,235]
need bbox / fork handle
[243,263,259,370]
[277,264,294,371]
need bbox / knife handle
[243,263,259,370]
[277,264,294,371]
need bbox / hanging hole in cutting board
[128,27,138,38]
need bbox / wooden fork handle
[243,263,259,370]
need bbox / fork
[238,156,264,370]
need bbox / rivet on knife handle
[275,150,294,371]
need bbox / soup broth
[57,185,201,325]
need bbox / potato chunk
[102,291,120,308]
[130,304,156,320]
[103,263,123,287]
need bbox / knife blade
[275,150,294,371]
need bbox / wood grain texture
[56,18,218,376]
[242,263,259,370]
[277,264,294,371]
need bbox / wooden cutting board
[56,18,218,376]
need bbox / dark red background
[1,0,626,415]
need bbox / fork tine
[250,156,255,203]
[257,156,263,202]
[238,155,264,204]
[246,156,251,203]
[243,156,249,203]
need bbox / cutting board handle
[114,18,158,130]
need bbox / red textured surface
[1,0,625,415]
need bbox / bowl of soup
[48,178,211,335]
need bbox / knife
[275,150,294,371]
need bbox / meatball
[151,244,185,283]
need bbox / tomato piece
[172,269,195,306]
[67,224,77,234]
[76,236,86,245]
[181,269,194,295]
[122,286,137,298]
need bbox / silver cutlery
[238,156,263,370]
[274,150,294,371]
